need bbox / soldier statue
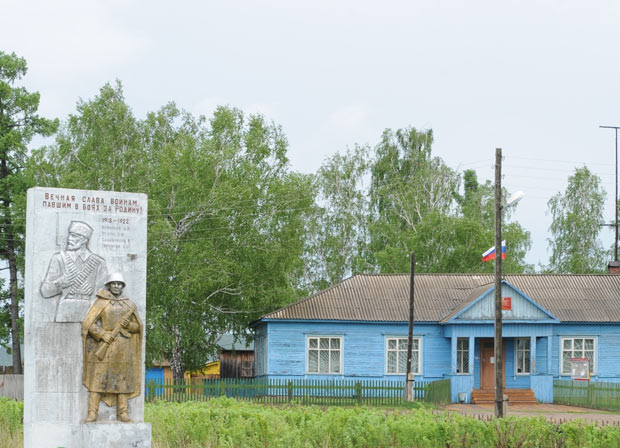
[82,272,142,423]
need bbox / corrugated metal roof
[261,274,620,323]
[216,333,254,351]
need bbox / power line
[505,155,612,167]
[505,164,616,177]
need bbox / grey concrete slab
[24,187,150,447]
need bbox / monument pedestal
[82,422,152,447]
[28,422,152,448]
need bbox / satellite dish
[506,191,525,207]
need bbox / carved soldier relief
[40,220,107,322]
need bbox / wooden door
[480,339,505,390]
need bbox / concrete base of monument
[28,422,82,448]
[27,422,152,448]
[82,422,152,447]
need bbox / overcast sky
[4,0,620,269]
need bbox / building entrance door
[480,339,505,390]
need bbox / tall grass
[145,398,620,448]
[3,397,620,447]
[0,397,23,448]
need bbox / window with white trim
[386,337,420,374]
[307,336,341,374]
[561,337,595,375]
[456,338,469,374]
[515,338,530,374]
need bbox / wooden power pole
[494,148,505,418]
[405,252,415,401]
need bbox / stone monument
[24,187,152,447]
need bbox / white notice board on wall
[570,358,590,381]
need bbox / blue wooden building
[250,273,620,403]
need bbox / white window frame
[306,336,343,374]
[514,338,530,375]
[456,337,469,374]
[560,336,597,376]
[385,336,422,375]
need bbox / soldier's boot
[85,392,101,423]
[117,394,132,423]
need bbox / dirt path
[443,403,620,424]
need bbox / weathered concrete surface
[82,422,152,447]
[28,422,152,448]
[24,187,149,447]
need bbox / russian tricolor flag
[482,240,506,262]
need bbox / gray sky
[4,0,620,268]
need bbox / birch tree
[547,166,608,273]
[304,145,370,291]
[144,104,314,379]
[367,127,460,272]
[366,129,531,274]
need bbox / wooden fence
[145,377,451,406]
[0,374,24,400]
[554,379,620,411]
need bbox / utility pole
[405,252,415,401]
[494,148,504,418]
[600,125,619,262]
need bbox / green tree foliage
[28,80,145,192]
[367,127,456,272]
[0,52,58,372]
[365,127,531,274]
[303,145,370,291]
[547,166,608,273]
[455,169,532,274]
[31,82,314,379]
[144,105,314,379]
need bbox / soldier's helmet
[105,272,126,287]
